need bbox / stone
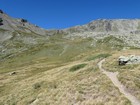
[21,19,28,23]
[10,72,17,75]
[118,56,129,65]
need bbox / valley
[0,10,140,105]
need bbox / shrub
[69,64,87,72]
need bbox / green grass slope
[0,33,138,105]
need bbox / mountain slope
[0,10,140,105]
[64,19,140,34]
[1,10,140,62]
[63,19,140,47]
[0,10,62,61]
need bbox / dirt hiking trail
[98,59,140,105]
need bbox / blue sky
[0,0,140,29]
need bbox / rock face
[62,19,140,47]
[63,19,140,34]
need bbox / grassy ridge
[0,34,135,105]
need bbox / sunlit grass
[86,53,111,61]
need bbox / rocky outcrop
[118,55,140,65]
[21,19,28,23]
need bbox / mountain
[0,10,140,105]
[1,10,140,44]
[63,19,140,48]
[64,19,140,34]
[1,10,140,61]
[0,10,64,61]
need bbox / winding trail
[98,59,140,105]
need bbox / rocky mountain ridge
[64,19,140,34]
[63,19,140,47]
[1,10,140,105]
[1,10,140,40]
[1,10,140,61]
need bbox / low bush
[69,64,87,72]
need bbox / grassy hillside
[0,33,139,105]
[0,55,131,105]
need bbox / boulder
[10,72,17,75]
[118,55,140,65]
[129,55,140,63]
[118,56,129,65]
[21,19,28,23]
